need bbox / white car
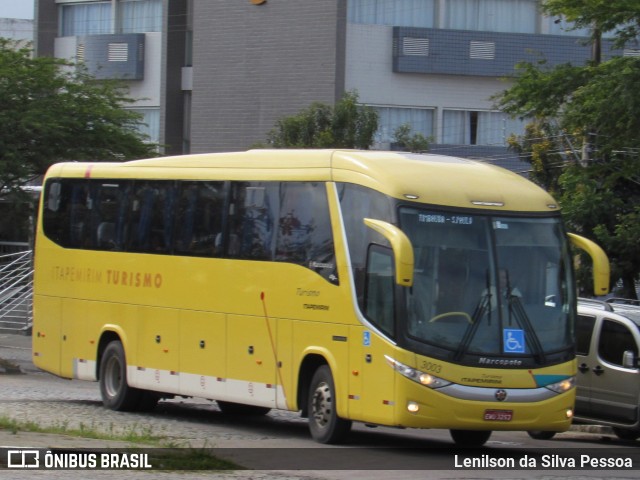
[529,298,640,441]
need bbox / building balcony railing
[393,27,622,77]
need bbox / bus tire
[527,430,556,440]
[217,401,271,416]
[99,340,140,411]
[450,429,492,447]
[307,365,352,444]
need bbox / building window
[442,110,524,146]
[61,2,112,36]
[348,0,435,28]
[130,108,160,144]
[120,0,162,33]
[542,15,590,37]
[60,0,162,36]
[445,0,537,34]
[374,106,434,146]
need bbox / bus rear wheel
[450,429,492,447]
[308,365,352,444]
[99,340,140,411]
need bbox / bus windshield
[399,208,574,365]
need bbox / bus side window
[68,182,91,248]
[338,183,392,310]
[364,245,395,338]
[174,182,225,256]
[90,181,127,251]
[127,181,176,254]
[276,182,338,284]
[227,182,278,261]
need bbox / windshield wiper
[453,275,492,361]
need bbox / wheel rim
[104,355,122,399]
[311,380,333,429]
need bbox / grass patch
[0,415,242,470]
[0,416,160,444]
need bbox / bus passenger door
[349,245,398,424]
[226,314,277,408]
[349,325,396,425]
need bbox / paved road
[1,333,638,480]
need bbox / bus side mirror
[364,218,414,287]
[567,233,610,296]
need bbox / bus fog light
[566,409,573,419]
[407,401,420,413]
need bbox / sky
[0,0,34,20]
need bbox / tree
[543,0,640,51]
[267,91,378,149]
[393,123,431,153]
[0,38,157,203]
[495,2,640,298]
[506,122,566,196]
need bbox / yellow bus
[33,149,609,446]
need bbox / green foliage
[557,161,640,297]
[267,91,379,149]
[542,0,640,47]
[496,2,640,297]
[506,122,566,196]
[0,38,157,200]
[393,123,431,153]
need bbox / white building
[35,1,627,170]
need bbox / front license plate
[484,409,513,421]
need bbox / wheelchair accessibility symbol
[503,329,525,353]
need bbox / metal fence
[0,250,33,335]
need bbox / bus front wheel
[450,429,492,447]
[307,365,352,444]
[99,340,140,411]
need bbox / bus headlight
[545,376,575,394]
[385,355,451,389]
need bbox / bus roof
[45,149,558,213]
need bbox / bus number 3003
[420,361,442,373]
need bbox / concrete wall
[393,27,616,77]
[54,33,162,108]
[346,23,508,143]
[0,18,34,44]
[190,0,346,153]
